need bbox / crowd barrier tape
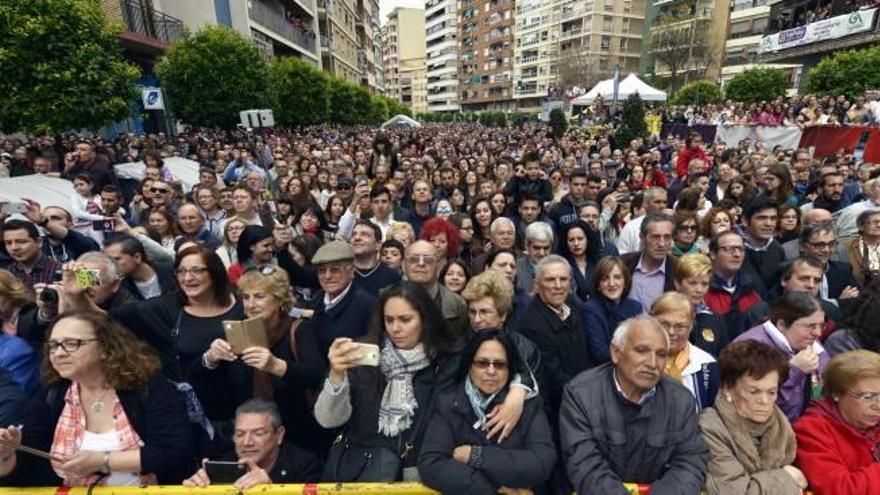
[0,482,653,494]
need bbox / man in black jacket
[299,240,376,357]
[515,255,591,424]
[741,196,786,297]
[183,399,321,490]
[560,316,708,495]
[548,168,589,239]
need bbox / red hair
[420,217,460,260]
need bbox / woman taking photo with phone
[0,312,192,487]
[314,281,459,482]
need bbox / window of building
[603,16,613,31]
[601,35,611,49]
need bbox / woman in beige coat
[699,340,807,495]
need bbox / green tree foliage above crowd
[806,45,880,98]
[270,58,330,126]
[670,80,723,105]
[549,109,568,138]
[157,26,271,129]
[614,94,648,146]
[724,68,789,103]
[0,0,140,134]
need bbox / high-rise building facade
[354,0,384,92]
[721,0,800,87]
[458,0,516,110]
[556,0,645,91]
[647,0,729,82]
[157,0,321,65]
[383,8,428,113]
[426,0,460,112]
[513,0,563,111]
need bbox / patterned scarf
[377,338,430,437]
[50,382,149,487]
[465,375,501,430]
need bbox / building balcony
[115,0,185,54]
[249,0,318,54]
[758,7,880,62]
[516,87,539,95]
[519,54,539,63]
[559,26,582,40]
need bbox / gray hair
[235,398,282,430]
[645,186,667,202]
[525,221,554,246]
[799,222,834,245]
[535,254,570,279]
[610,315,669,350]
[490,216,515,236]
[76,251,119,285]
[639,211,675,236]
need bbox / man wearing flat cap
[298,240,377,358]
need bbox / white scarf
[377,338,430,437]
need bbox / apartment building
[647,0,729,81]
[354,0,384,92]
[383,8,428,113]
[513,0,563,111]
[426,0,460,111]
[458,0,516,110]
[157,0,320,65]
[556,0,645,92]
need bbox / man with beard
[801,172,852,219]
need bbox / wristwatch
[99,451,111,474]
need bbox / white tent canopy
[381,114,421,129]
[0,175,75,210]
[114,156,202,192]
[571,73,667,105]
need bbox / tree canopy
[724,68,788,103]
[806,45,880,98]
[0,0,140,134]
[670,80,723,105]
[157,25,270,129]
[614,94,648,146]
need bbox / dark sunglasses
[150,188,169,194]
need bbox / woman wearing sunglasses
[419,330,556,494]
[0,312,192,487]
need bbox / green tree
[806,45,880,98]
[670,80,722,105]
[614,94,648,147]
[367,95,389,124]
[270,58,329,126]
[157,25,269,128]
[649,0,712,94]
[724,68,788,103]
[549,108,568,138]
[0,0,140,135]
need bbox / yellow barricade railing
[0,483,814,495]
[0,482,652,494]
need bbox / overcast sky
[379,0,424,25]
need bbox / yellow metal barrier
[0,482,652,494]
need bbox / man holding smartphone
[183,399,320,490]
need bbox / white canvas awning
[381,114,422,129]
[571,73,667,105]
[114,156,202,192]
[0,175,75,210]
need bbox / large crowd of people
[0,120,879,494]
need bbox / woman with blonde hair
[794,350,880,494]
[674,253,729,357]
[387,222,416,248]
[196,266,325,454]
[0,268,40,393]
[215,217,247,268]
[0,311,193,486]
[650,292,720,410]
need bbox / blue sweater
[581,295,643,364]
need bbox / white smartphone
[1,203,27,215]
[352,343,380,367]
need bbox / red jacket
[794,399,880,495]
[676,145,710,178]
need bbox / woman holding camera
[418,330,556,494]
[0,312,192,487]
[193,266,327,454]
[314,281,459,482]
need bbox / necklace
[90,388,112,414]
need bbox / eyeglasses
[175,266,209,277]
[846,390,880,403]
[336,185,352,190]
[468,307,498,318]
[678,224,698,232]
[658,320,693,334]
[45,338,98,353]
[806,240,837,250]
[717,245,744,254]
[150,188,170,194]
[405,254,439,265]
[472,359,508,371]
